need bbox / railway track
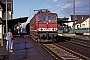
[55,43,90,60]
[42,43,82,60]
[31,36,90,60]
[57,36,90,60]
[69,40,90,48]
[70,38,90,48]
[37,43,84,60]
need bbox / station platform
[0,35,55,60]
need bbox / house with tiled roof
[68,15,89,29]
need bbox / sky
[13,0,89,27]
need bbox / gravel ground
[58,33,90,40]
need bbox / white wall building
[68,15,89,29]
[75,18,89,29]
[68,16,74,28]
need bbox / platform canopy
[58,20,77,23]
[58,18,77,23]
[58,18,77,26]
[2,17,28,25]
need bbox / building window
[77,25,79,28]
[82,24,85,28]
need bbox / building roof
[71,15,89,24]
[58,18,76,23]
[0,0,12,11]
[0,1,6,11]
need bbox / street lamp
[6,0,8,33]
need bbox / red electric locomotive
[30,9,58,42]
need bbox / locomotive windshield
[38,16,56,22]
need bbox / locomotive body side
[30,15,37,39]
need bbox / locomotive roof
[36,9,51,14]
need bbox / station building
[0,0,28,46]
[0,0,13,46]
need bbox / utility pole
[89,0,90,40]
[6,0,8,33]
[73,0,75,33]
[73,0,75,19]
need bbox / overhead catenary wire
[36,0,45,9]
[29,0,46,20]
[32,0,38,10]
[28,0,38,19]
[51,0,73,18]
[28,0,45,23]
[52,0,72,11]
[14,0,39,23]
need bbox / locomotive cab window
[38,16,56,22]
[48,16,56,22]
[38,16,46,22]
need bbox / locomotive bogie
[38,33,57,39]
